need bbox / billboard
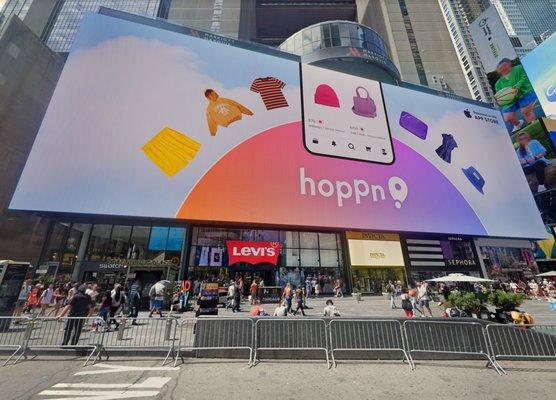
[347,232,404,267]
[470,7,543,133]
[521,32,556,119]
[9,12,546,239]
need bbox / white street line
[75,363,179,375]
[37,390,160,399]
[52,377,171,389]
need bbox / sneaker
[512,120,525,132]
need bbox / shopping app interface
[301,64,394,164]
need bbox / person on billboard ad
[494,59,539,132]
[515,132,551,192]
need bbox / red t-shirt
[250,77,288,110]
[249,306,262,317]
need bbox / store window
[42,222,70,263]
[106,225,132,258]
[86,224,112,261]
[129,226,150,260]
[59,223,90,275]
[188,227,344,294]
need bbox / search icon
[348,143,355,150]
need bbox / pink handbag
[352,86,376,118]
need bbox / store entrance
[351,267,406,294]
[232,264,276,295]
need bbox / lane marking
[75,363,179,375]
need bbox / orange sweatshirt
[205,92,253,135]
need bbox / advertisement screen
[9,12,546,239]
[470,7,544,133]
[347,233,404,267]
[521,33,556,119]
[301,64,394,164]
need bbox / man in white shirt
[39,284,55,316]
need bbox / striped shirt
[250,77,288,110]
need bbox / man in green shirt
[494,58,538,132]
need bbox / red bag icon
[352,86,376,118]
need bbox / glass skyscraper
[46,0,164,52]
[0,0,34,29]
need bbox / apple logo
[464,109,472,118]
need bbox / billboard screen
[9,12,545,239]
[470,7,544,133]
[521,32,556,119]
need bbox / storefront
[37,220,186,291]
[402,235,483,284]
[475,238,538,282]
[346,232,407,294]
[187,227,346,295]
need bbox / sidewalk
[153,295,556,324]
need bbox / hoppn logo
[545,83,556,102]
[299,167,408,208]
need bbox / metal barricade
[174,317,254,366]
[486,324,556,371]
[101,316,178,365]
[403,320,503,374]
[0,317,31,366]
[254,318,330,367]
[24,317,106,366]
[329,319,411,368]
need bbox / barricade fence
[329,319,411,368]
[1,316,555,374]
[486,324,556,371]
[254,318,330,367]
[0,317,31,366]
[174,318,254,366]
[403,319,504,374]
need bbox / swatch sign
[226,241,281,265]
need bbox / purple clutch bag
[399,111,428,140]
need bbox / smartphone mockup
[300,64,395,164]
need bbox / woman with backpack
[109,284,126,330]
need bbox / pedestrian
[26,284,41,314]
[305,277,312,299]
[408,287,422,317]
[386,281,397,309]
[283,283,293,314]
[13,279,31,317]
[58,284,92,346]
[226,280,235,309]
[96,291,112,332]
[249,300,268,316]
[148,283,164,318]
[250,279,258,305]
[323,299,340,317]
[128,280,141,325]
[418,281,433,317]
[86,283,99,317]
[401,293,413,318]
[109,284,126,329]
[232,279,242,313]
[334,279,343,297]
[292,287,306,316]
[38,284,54,316]
[273,300,287,316]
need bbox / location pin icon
[388,176,408,209]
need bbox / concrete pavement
[1,357,554,400]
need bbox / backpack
[401,299,412,310]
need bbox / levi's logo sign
[226,241,281,265]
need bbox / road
[1,357,554,400]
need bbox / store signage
[80,261,127,272]
[446,259,476,267]
[226,241,281,265]
[347,232,404,267]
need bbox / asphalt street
[1,357,554,400]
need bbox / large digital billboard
[470,7,544,133]
[521,32,556,119]
[9,12,546,239]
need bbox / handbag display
[352,86,377,118]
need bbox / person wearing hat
[58,284,92,346]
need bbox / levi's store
[187,227,346,295]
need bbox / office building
[491,0,556,56]
[0,15,65,262]
[358,0,472,98]
[438,0,493,102]
[1,0,168,52]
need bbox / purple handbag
[352,87,377,118]
[399,111,428,140]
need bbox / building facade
[358,0,473,98]
[491,0,556,56]
[438,0,493,103]
[0,15,65,263]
